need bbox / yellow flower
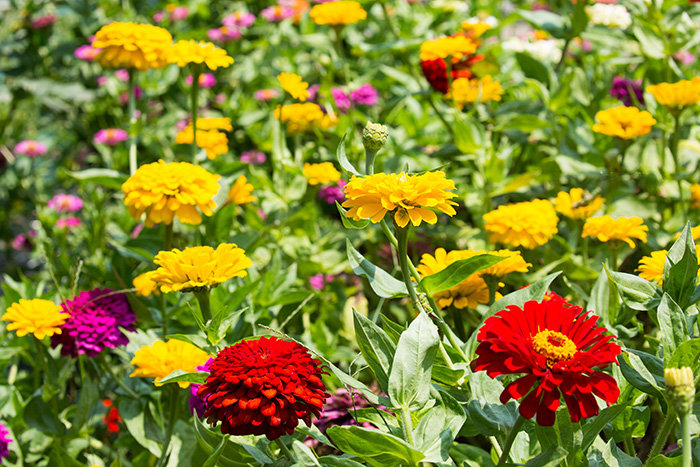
[133,272,159,297]
[2,298,68,340]
[450,75,503,108]
[582,215,648,248]
[93,22,172,71]
[691,183,700,209]
[483,199,559,249]
[554,188,605,220]
[122,160,220,227]
[151,244,253,293]
[646,78,700,110]
[227,175,256,204]
[175,128,229,160]
[304,162,341,186]
[278,73,309,101]
[592,106,656,139]
[419,35,478,61]
[673,225,700,241]
[130,339,210,388]
[461,19,493,37]
[636,250,666,283]
[194,117,233,131]
[310,1,367,26]
[342,171,458,228]
[480,249,532,277]
[167,40,234,70]
[274,103,337,133]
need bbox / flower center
[531,329,577,366]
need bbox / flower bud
[362,122,388,153]
[665,367,696,414]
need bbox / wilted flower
[349,84,379,106]
[554,188,605,220]
[48,193,83,213]
[310,1,367,25]
[56,217,82,229]
[130,339,211,388]
[241,150,267,164]
[74,44,102,61]
[254,89,281,101]
[227,175,256,205]
[585,4,632,29]
[93,22,172,71]
[2,298,68,340]
[186,73,217,88]
[304,162,341,186]
[592,107,656,139]
[94,128,129,145]
[483,200,559,249]
[278,73,309,101]
[647,78,700,110]
[610,77,644,107]
[14,140,47,157]
[168,40,234,70]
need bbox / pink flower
[332,87,352,113]
[207,26,241,42]
[14,140,47,157]
[215,93,227,104]
[115,69,129,82]
[119,86,143,104]
[254,89,281,101]
[175,119,190,131]
[48,194,84,213]
[257,209,268,220]
[350,84,379,106]
[241,150,267,165]
[674,50,695,65]
[153,10,165,22]
[186,73,217,88]
[56,217,82,229]
[318,180,347,204]
[223,12,256,28]
[131,224,144,238]
[94,129,129,146]
[96,76,108,86]
[309,274,325,290]
[74,44,101,61]
[11,233,32,251]
[261,5,294,22]
[31,14,56,29]
[308,84,320,101]
[170,6,190,21]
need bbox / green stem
[395,224,424,314]
[555,37,572,72]
[32,338,62,428]
[624,435,635,457]
[681,412,691,467]
[365,149,377,175]
[194,289,212,323]
[128,71,138,175]
[191,69,200,164]
[333,26,350,84]
[380,2,399,40]
[438,341,457,370]
[400,407,415,446]
[275,438,295,462]
[156,385,179,467]
[610,245,619,271]
[164,223,173,251]
[497,415,526,465]
[99,356,141,400]
[646,408,677,463]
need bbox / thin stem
[156,385,179,467]
[438,341,457,370]
[275,438,295,462]
[400,407,415,446]
[128,71,138,175]
[32,338,62,429]
[191,69,200,164]
[610,244,619,271]
[555,37,572,72]
[99,356,141,400]
[497,415,526,465]
[164,223,173,251]
[395,224,424,314]
[681,412,691,467]
[333,26,351,84]
[194,289,213,323]
[365,149,377,175]
[646,408,676,463]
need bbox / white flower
[502,37,562,63]
[586,4,632,29]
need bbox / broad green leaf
[647,454,683,467]
[380,314,406,343]
[450,444,495,467]
[326,426,425,467]
[119,400,162,457]
[336,132,361,176]
[518,10,568,38]
[62,168,127,189]
[663,223,698,308]
[192,415,265,467]
[292,440,322,467]
[631,23,666,59]
[466,400,519,437]
[582,404,628,450]
[336,201,369,229]
[207,307,245,345]
[606,269,661,312]
[414,390,466,462]
[619,350,667,412]
[420,254,504,295]
[454,114,486,153]
[589,268,619,325]
[658,294,689,363]
[668,339,700,373]
[24,396,63,436]
[515,52,551,86]
[346,239,407,298]
[320,457,366,467]
[158,370,208,385]
[610,406,650,443]
[601,439,642,467]
[523,446,569,467]
[353,309,396,392]
[202,435,229,467]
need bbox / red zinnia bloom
[102,399,122,433]
[420,55,484,94]
[198,336,328,440]
[471,298,621,426]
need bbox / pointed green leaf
[606,269,661,312]
[420,255,505,295]
[336,132,361,176]
[336,201,369,229]
[353,309,396,392]
[158,370,208,385]
[663,223,698,309]
[658,294,689,364]
[347,239,407,298]
[327,426,425,467]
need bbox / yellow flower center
[531,329,577,366]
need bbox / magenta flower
[309,274,325,290]
[115,69,129,82]
[74,44,101,61]
[48,194,84,213]
[56,217,82,229]
[0,423,11,462]
[188,358,214,417]
[318,180,347,204]
[611,76,644,107]
[170,6,190,21]
[11,233,31,251]
[207,26,241,42]
[240,150,267,165]
[223,12,256,28]
[94,129,129,146]
[14,140,47,157]
[215,93,227,104]
[674,50,695,66]
[186,73,217,88]
[308,84,320,101]
[96,76,108,86]
[332,87,352,113]
[261,5,294,22]
[314,388,374,432]
[350,84,379,106]
[51,288,136,358]
[254,88,281,101]
[30,14,56,29]
[153,10,165,22]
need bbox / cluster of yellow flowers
[278,73,309,101]
[593,106,656,139]
[419,35,477,61]
[175,117,232,160]
[168,40,234,70]
[309,1,367,26]
[304,162,341,185]
[274,103,337,133]
[450,75,503,108]
[93,22,173,71]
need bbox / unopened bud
[665,367,696,414]
[362,122,388,153]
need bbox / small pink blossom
[308,84,320,101]
[257,209,268,220]
[115,69,129,82]
[223,12,256,28]
[674,50,695,65]
[131,224,144,238]
[14,140,47,157]
[215,93,227,104]
[207,26,241,42]
[94,129,129,146]
[48,194,84,213]
[74,44,101,61]
[153,10,165,22]
[56,217,82,229]
[31,14,56,29]
[119,86,143,104]
[349,84,379,106]
[254,89,281,101]
[332,87,352,113]
[186,73,217,88]
[11,232,33,251]
[175,119,190,131]
[261,5,294,22]
[96,76,108,86]
[240,150,266,165]
[170,6,190,21]
[309,274,325,290]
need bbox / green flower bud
[362,122,388,153]
[665,367,696,415]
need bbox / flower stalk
[497,415,526,465]
[190,68,201,164]
[275,438,295,462]
[127,71,138,175]
[194,289,213,323]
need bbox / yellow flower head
[419,35,478,61]
[592,106,656,139]
[227,175,256,205]
[480,249,532,277]
[582,215,648,248]
[151,244,253,293]
[168,40,234,70]
[93,22,172,71]
[274,103,337,133]
[636,250,667,284]
[2,298,68,340]
[175,128,229,160]
[554,188,605,220]
[691,183,700,209]
[122,160,220,227]
[450,75,503,108]
[304,162,341,186]
[461,19,493,37]
[342,171,458,228]
[483,199,559,249]
[194,117,233,131]
[130,339,210,388]
[646,78,700,110]
[278,73,309,101]
[133,271,159,297]
[309,1,367,26]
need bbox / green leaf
[388,312,439,409]
[606,269,661,312]
[582,404,628,450]
[346,239,407,298]
[663,223,698,309]
[466,399,519,437]
[69,377,98,436]
[524,446,569,467]
[518,10,568,38]
[320,457,366,467]
[202,435,229,467]
[62,168,127,189]
[658,294,689,364]
[326,426,425,467]
[413,390,466,462]
[631,23,666,59]
[158,370,208,385]
[571,0,589,35]
[24,396,63,435]
[353,309,396,392]
[515,52,551,86]
[494,114,551,133]
[336,201,370,229]
[454,114,486,154]
[601,439,643,467]
[119,400,162,457]
[293,440,323,467]
[420,254,504,295]
[619,350,667,413]
[207,307,245,345]
[668,338,700,373]
[647,454,683,467]
[450,444,495,467]
[192,416,265,467]
[610,406,650,443]
[381,314,406,343]
[336,132,361,176]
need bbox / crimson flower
[198,337,328,440]
[420,54,484,94]
[102,399,122,433]
[471,298,621,426]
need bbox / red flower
[470,298,621,426]
[420,55,484,94]
[198,336,328,440]
[102,399,122,433]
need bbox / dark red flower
[470,298,621,426]
[421,56,484,94]
[102,399,122,433]
[198,336,328,440]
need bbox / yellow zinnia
[175,128,229,160]
[554,188,605,220]
[483,199,559,249]
[93,22,172,71]
[419,35,478,61]
[304,162,341,186]
[227,176,256,204]
[274,103,337,133]
[194,117,233,131]
[592,106,656,139]
[309,1,367,26]
[582,215,648,248]
[646,78,700,110]
[342,171,458,228]
[480,249,532,277]
[450,75,503,108]
[2,298,68,340]
[278,73,309,101]
[121,160,220,227]
[130,339,210,388]
[133,272,159,297]
[151,243,253,293]
[636,250,667,283]
[168,40,234,70]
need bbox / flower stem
[190,69,200,164]
[395,224,425,314]
[194,289,212,323]
[400,406,415,446]
[555,37,572,72]
[127,71,138,175]
[610,244,619,271]
[164,223,173,251]
[365,149,377,175]
[156,385,179,467]
[624,435,635,457]
[646,408,676,464]
[274,438,295,462]
[32,337,61,425]
[99,356,141,400]
[497,415,526,465]
[681,411,692,467]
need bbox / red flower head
[470,298,621,426]
[421,55,484,94]
[102,399,122,433]
[198,336,328,440]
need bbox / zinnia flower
[332,87,352,113]
[121,160,220,227]
[278,73,309,101]
[319,180,347,204]
[636,250,667,283]
[168,40,234,70]
[14,140,47,157]
[175,128,229,160]
[611,77,644,107]
[74,44,102,61]
[480,249,532,278]
[48,193,83,213]
[151,244,252,293]
[309,1,367,25]
[2,298,68,340]
[56,217,82,229]
[450,75,503,108]
[304,162,341,186]
[261,5,294,22]
[585,4,632,29]
[186,73,217,88]
[274,103,337,133]
[207,26,242,42]
[0,423,11,461]
[198,336,327,440]
[554,188,605,220]
[592,107,656,139]
[471,298,621,426]
[254,89,281,101]
[130,339,211,388]
[223,12,256,28]
[349,84,379,106]
[94,128,129,145]
[483,199,559,249]
[646,78,700,110]
[420,35,478,62]
[51,288,136,358]
[102,400,122,433]
[343,171,458,228]
[227,176,256,204]
[133,271,159,297]
[582,215,648,248]
[93,22,172,71]
[241,150,267,164]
